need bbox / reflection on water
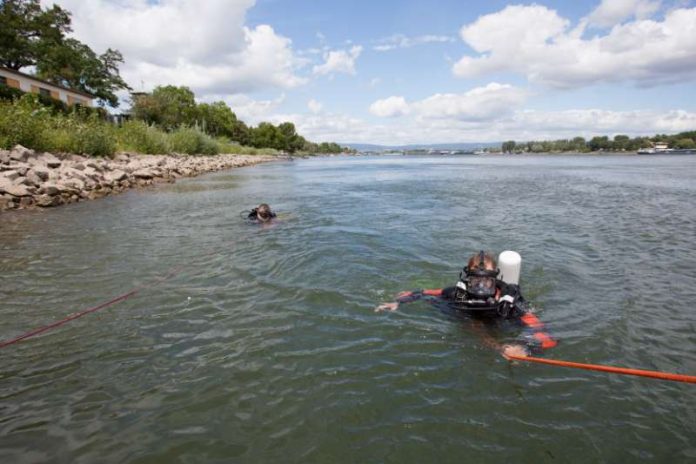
[1,155,696,463]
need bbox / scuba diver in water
[375,251,557,357]
[247,203,277,223]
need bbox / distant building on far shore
[0,66,95,107]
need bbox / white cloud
[369,83,528,121]
[207,93,285,125]
[373,34,455,51]
[413,83,529,121]
[453,5,696,88]
[46,0,306,96]
[276,107,696,145]
[313,45,363,76]
[307,99,323,114]
[585,0,661,28]
[369,96,410,117]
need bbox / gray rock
[133,169,154,179]
[106,169,127,182]
[18,196,35,208]
[33,169,49,182]
[0,151,10,165]
[10,145,34,162]
[2,182,31,197]
[0,194,14,209]
[40,183,61,196]
[36,194,62,207]
[4,170,20,181]
[41,153,62,168]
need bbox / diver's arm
[374,288,445,312]
[500,285,557,355]
[515,311,558,354]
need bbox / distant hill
[344,142,501,152]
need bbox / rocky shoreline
[0,146,277,211]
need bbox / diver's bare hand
[375,302,399,312]
[502,344,530,359]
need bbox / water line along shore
[0,146,278,211]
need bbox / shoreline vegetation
[0,145,279,212]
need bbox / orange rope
[505,354,696,384]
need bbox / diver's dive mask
[458,252,499,300]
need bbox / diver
[375,250,557,357]
[246,203,277,223]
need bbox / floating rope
[0,266,182,349]
[504,353,696,384]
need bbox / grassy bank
[0,95,279,157]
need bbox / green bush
[0,95,52,150]
[116,120,170,154]
[0,95,116,156]
[169,126,219,155]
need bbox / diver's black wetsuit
[394,280,557,353]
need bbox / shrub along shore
[0,145,278,211]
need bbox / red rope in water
[505,354,696,384]
[0,266,182,349]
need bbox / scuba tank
[498,250,521,285]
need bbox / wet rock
[36,194,62,207]
[18,196,35,208]
[0,194,14,209]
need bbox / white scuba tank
[498,250,522,285]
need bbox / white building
[0,66,94,107]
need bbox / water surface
[1,155,695,463]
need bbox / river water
[1,155,695,463]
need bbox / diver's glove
[497,283,521,318]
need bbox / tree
[197,101,238,138]
[502,140,516,153]
[131,85,197,130]
[0,0,70,69]
[613,134,630,151]
[277,122,304,153]
[588,136,609,151]
[36,38,130,107]
[250,122,281,149]
[675,138,696,149]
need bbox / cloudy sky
[45,0,696,145]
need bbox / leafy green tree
[0,0,70,69]
[1,0,130,107]
[277,122,305,153]
[131,85,197,130]
[197,101,238,138]
[613,134,630,151]
[588,136,609,151]
[502,140,516,153]
[36,38,130,107]
[250,122,281,149]
[675,138,696,149]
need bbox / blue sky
[49,0,696,144]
